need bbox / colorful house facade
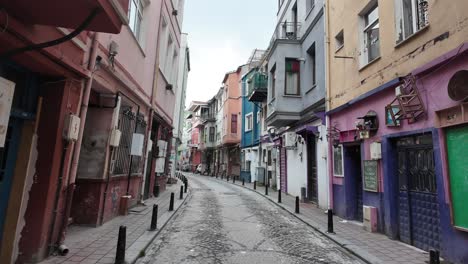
[0,1,129,262]
[240,69,263,183]
[264,0,328,208]
[326,0,468,262]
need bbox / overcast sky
[182,0,276,106]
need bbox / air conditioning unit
[282,132,297,149]
[363,206,378,232]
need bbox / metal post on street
[227,175,230,182]
[169,193,174,211]
[233,176,235,183]
[327,209,334,233]
[184,181,188,193]
[429,249,440,264]
[265,183,268,195]
[180,185,184,199]
[115,226,126,264]
[278,190,282,203]
[295,196,300,214]
[242,178,245,186]
[254,181,257,190]
[150,205,158,231]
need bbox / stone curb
[126,184,192,264]
[210,176,379,264]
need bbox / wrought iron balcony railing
[247,72,268,102]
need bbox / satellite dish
[448,70,468,101]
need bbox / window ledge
[395,25,430,49]
[359,56,381,72]
[335,45,344,53]
[127,27,146,57]
[283,94,302,98]
[306,84,317,94]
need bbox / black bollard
[233,176,235,183]
[254,181,257,190]
[115,226,126,264]
[184,182,188,193]
[327,209,334,233]
[216,174,218,179]
[153,185,160,198]
[180,185,184,199]
[265,184,268,195]
[295,196,300,214]
[227,175,229,182]
[278,189,282,203]
[429,249,440,264]
[150,205,158,231]
[242,178,245,186]
[169,193,174,211]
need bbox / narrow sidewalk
[40,180,189,264]
[206,174,430,264]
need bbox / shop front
[328,45,468,263]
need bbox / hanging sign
[130,133,144,156]
[363,160,379,192]
[0,77,15,148]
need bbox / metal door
[397,134,440,251]
[355,171,363,221]
[306,134,318,203]
[0,118,23,240]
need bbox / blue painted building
[240,69,264,182]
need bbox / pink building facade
[0,0,185,262]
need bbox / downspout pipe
[324,0,333,210]
[59,32,100,245]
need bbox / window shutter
[286,60,300,73]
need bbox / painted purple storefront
[328,44,468,263]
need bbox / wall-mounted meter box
[63,114,81,142]
[370,142,382,160]
[109,128,122,147]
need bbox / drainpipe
[99,96,121,225]
[48,141,69,256]
[324,0,333,210]
[59,32,99,245]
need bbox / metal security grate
[112,107,135,175]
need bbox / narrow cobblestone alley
[137,174,365,264]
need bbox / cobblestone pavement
[137,174,365,264]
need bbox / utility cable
[0,8,100,61]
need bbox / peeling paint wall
[327,0,468,109]
[77,108,113,180]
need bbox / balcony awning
[0,0,129,33]
[295,125,318,134]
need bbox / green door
[446,125,468,230]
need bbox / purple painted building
[328,43,468,263]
